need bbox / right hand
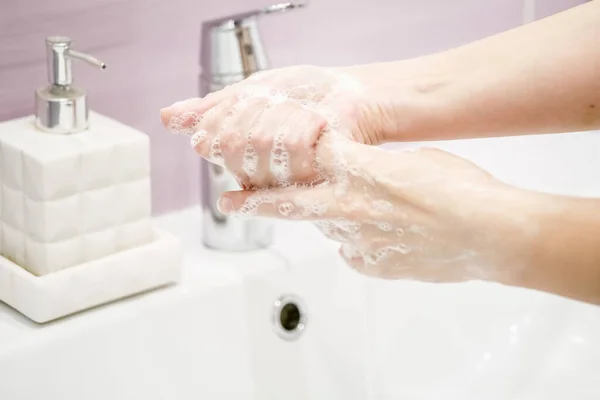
[216,136,531,285]
[160,65,395,189]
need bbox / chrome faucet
[199,2,306,251]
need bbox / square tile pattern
[0,112,152,276]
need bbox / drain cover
[272,294,307,340]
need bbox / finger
[219,131,249,183]
[222,97,270,181]
[264,103,327,186]
[268,107,303,186]
[192,96,239,162]
[314,218,365,245]
[160,87,235,133]
[338,244,365,267]
[217,185,345,220]
[338,244,398,280]
[285,108,327,184]
[314,221,354,244]
[248,101,296,187]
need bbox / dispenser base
[0,227,182,323]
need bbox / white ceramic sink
[1,131,600,399]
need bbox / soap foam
[190,129,207,147]
[242,139,258,177]
[270,132,291,185]
[167,67,484,280]
[377,222,392,232]
[278,202,295,216]
[168,111,202,136]
[209,135,223,163]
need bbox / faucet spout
[198,2,307,251]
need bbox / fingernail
[159,108,171,127]
[218,195,234,214]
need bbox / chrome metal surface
[199,3,305,251]
[263,2,306,14]
[199,2,305,88]
[272,294,307,341]
[35,36,106,134]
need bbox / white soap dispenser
[0,36,182,323]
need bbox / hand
[216,136,533,284]
[160,65,394,189]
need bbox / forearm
[359,1,600,142]
[501,189,600,305]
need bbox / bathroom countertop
[0,206,331,357]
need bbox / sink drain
[272,294,307,341]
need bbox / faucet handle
[200,2,307,92]
[262,2,306,15]
[203,2,306,30]
[45,36,106,87]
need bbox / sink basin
[0,131,599,399]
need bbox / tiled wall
[0,0,584,214]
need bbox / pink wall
[0,0,584,214]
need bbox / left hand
[160,65,395,189]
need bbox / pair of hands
[160,65,523,284]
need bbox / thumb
[217,185,346,220]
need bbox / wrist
[477,186,600,304]
[523,196,600,304]
[465,184,547,287]
[343,53,465,144]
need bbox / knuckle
[218,132,237,151]
[251,133,273,150]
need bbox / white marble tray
[0,227,181,323]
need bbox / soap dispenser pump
[35,36,106,134]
